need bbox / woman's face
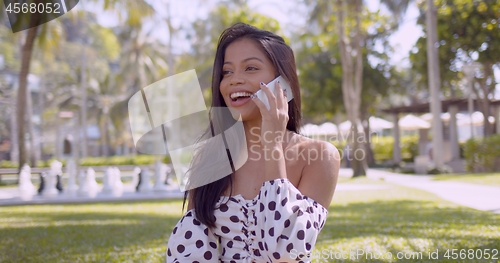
[219,38,278,121]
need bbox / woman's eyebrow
[223,57,264,65]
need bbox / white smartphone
[254,76,294,110]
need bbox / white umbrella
[317,122,338,135]
[368,116,393,130]
[457,111,495,126]
[338,120,363,133]
[300,123,320,136]
[399,114,430,130]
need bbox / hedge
[0,155,172,168]
[464,134,500,172]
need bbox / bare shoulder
[294,135,340,209]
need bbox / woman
[167,22,340,262]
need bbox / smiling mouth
[230,92,253,102]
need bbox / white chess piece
[112,167,123,194]
[77,170,88,196]
[66,159,78,195]
[153,161,167,192]
[138,168,153,193]
[18,164,36,198]
[43,160,62,197]
[101,167,114,194]
[86,167,98,192]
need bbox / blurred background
[0,0,499,177]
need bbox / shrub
[464,134,500,172]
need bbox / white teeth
[230,92,253,99]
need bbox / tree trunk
[26,87,38,166]
[361,111,375,166]
[17,24,40,174]
[336,0,367,177]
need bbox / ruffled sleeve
[166,210,219,263]
[254,178,328,262]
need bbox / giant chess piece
[138,168,152,193]
[112,167,123,195]
[153,161,167,192]
[37,172,46,194]
[77,170,88,196]
[135,171,142,192]
[131,166,141,188]
[43,160,62,197]
[164,165,173,185]
[18,164,36,200]
[56,174,63,192]
[65,159,78,195]
[85,168,99,195]
[101,167,114,194]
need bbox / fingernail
[260,82,265,86]
[250,94,256,99]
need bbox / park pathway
[339,168,500,214]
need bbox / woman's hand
[251,81,288,180]
[251,81,289,147]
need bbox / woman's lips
[229,96,252,107]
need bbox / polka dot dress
[167,178,328,262]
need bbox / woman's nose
[230,72,245,86]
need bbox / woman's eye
[222,70,232,75]
[246,66,258,71]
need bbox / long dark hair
[182,22,302,228]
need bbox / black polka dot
[193,261,199,263]
[260,203,265,212]
[286,243,294,252]
[196,240,203,248]
[227,240,233,248]
[264,242,269,251]
[234,235,242,241]
[221,226,230,233]
[264,190,268,197]
[184,231,192,239]
[209,242,217,249]
[193,218,201,225]
[270,180,275,185]
[292,205,300,213]
[204,228,209,236]
[268,227,275,237]
[296,193,302,200]
[167,248,171,256]
[273,252,281,259]
[314,222,319,229]
[219,204,229,212]
[261,229,265,238]
[268,201,276,211]
[230,215,239,223]
[306,242,312,250]
[276,186,280,194]
[281,197,288,206]
[177,244,185,253]
[306,220,311,229]
[284,219,290,228]
[274,211,281,220]
[297,230,305,240]
[254,249,261,256]
[172,226,178,234]
[204,251,212,260]
[233,253,241,259]
[258,242,264,250]
[297,210,304,217]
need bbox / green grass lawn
[1,178,499,262]
[432,173,500,187]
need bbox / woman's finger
[251,92,271,118]
[260,82,277,113]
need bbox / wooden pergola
[382,98,500,168]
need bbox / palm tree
[10,0,154,173]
